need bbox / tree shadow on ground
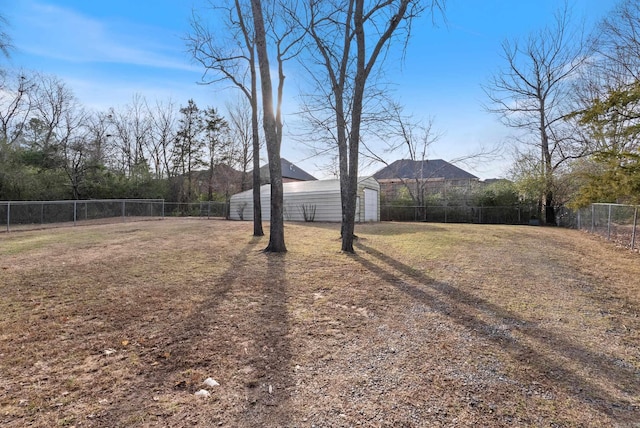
[147,238,295,426]
[146,236,265,371]
[99,236,274,426]
[238,253,293,426]
[353,241,640,422]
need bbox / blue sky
[3,0,617,180]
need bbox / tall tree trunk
[249,29,264,237]
[540,109,556,225]
[252,127,263,235]
[251,0,286,252]
[208,157,214,201]
[340,0,366,253]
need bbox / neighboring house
[259,158,317,184]
[373,159,480,203]
[229,177,380,222]
[192,164,244,200]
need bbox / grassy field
[1,219,639,427]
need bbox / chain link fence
[163,201,228,218]
[381,205,538,225]
[558,203,639,251]
[7,198,635,251]
[0,199,229,232]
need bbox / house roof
[373,159,478,181]
[259,158,317,181]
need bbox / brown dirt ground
[0,218,639,427]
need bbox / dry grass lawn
[0,218,639,427]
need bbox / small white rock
[194,389,211,399]
[203,377,219,387]
[268,384,273,394]
[104,349,116,356]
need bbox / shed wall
[229,177,379,222]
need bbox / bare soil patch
[1,219,639,427]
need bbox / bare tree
[0,71,34,146]
[363,103,441,211]
[58,107,90,199]
[26,74,90,198]
[31,73,77,151]
[484,2,589,225]
[0,14,13,63]
[300,0,443,252]
[128,94,152,178]
[226,97,256,190]
[147,99,178,179]
[596,0,640,83]
[84,111,115,169]
[189,0,301,249]
[108,94,153,179]
[188,0,264,237]
[250,0,288,252]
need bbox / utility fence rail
[0,199,229,232]
[560,203,639,251]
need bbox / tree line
[0,70,256,203]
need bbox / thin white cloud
[15,1,196,72]
[64,73,229,113]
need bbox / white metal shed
[229,177,380,222]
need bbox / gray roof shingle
[373,159,478,180]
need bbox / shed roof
[231,176,378,199]
[259,158,317,181]
[373,159,478,180]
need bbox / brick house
[373,159,480,204]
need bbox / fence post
[122,200,126,222]
[73,201,77,226]
[607,204,612,240]
[162,200,165,219]
[591,205,595,233]
[40,202,44,225]
[6,202,9,232]
[577,209,581,230]
[632,206,638,251]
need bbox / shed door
[363,188,378,221]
